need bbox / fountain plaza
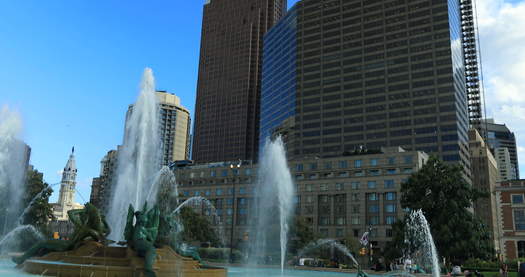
[0,69,441,277]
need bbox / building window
[351,216,360,225]
[386,192,396,201]
[295,174,304,180]
[216,189,223,196]
[355,160,362,168]
[386,204,397,213]
[339,160,348,168]
[183,191,189,197]
[368,181,377,189]
[309,173,319,179]
[404,156,413,164]
[370,159,378,166]
[211,170,216,177]
[388,157,396,165]
[221,170,228,177]
[518,241,525,258]
[309,163,318,170]
[320,184,329,191]
[352,205,360,214]
[513,194,524,204]
[385,180,395,188]
[352,193,359,201]
[369,205,379,213]
[515,210,525,231]
[369,216,380,225]
[352,181,360,189]
[245,168,252,175]
[320,217,330,226]
[195,191,201,196]
[336,229,344,237]
[387,168,397,175]
[227,208,233,215]
[205,190,211,196]
[336,217,346,225]
[306,196,313,203]
[320,195,330,203]
[239,198,246,205]
[403,168,413,174]
[228,188,234,195]
[369,169,381,176]
[355,170,365,177]
[306,184,313,192]
[368,193,378,201]
[386,229,393,237]
[335,183,344,190]
[324,162,332,169]
[296,164,304,171]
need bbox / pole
[368,226,372,269]
[229,169,237,263]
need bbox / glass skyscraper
[261,0,474,175]
[260,4,298,150]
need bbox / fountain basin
[16,241,226,277]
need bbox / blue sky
[1,0,524,204]
[0,1,300,202]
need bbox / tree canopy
[388,156,493,262]
[21,169,55,228]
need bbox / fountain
[298,239,359,268]
[106,68,162,241]
[0,106,29,236]
[251,136,295,272]
[403,210,440,277]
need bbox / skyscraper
[192,0,288,163]
[480,119,519,179]
[127,91,191,165]
[157,91,191,164]
[261,0,472,174]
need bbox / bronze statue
[12,203,110,265]
[124,203,160,277]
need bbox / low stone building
[174,147,428,254]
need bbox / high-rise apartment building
[157,91,191,164]
[480,119,519,179]
[89,148,119,213]
[261,0,471,174]
[127,91,191,165]
[495,147,517,182]
[192,0,288,163]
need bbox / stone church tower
[52,147,83,221]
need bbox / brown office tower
[261,0,474,175]
[192,0,287,163]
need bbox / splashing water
[0,225,44,254]
[252,136,295,273]
[0,106,29,235]
[106,68,162,241]
[404,210,440,277]
[298,239,359,267]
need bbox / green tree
[179,206,219,246]
[289,216,318,255]
[21,169,54,228]
[394,156,493,262]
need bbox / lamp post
[368,225,373,269]
[229,161,241,263]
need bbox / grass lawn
[480,272,517,277]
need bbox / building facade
[89,148,119,213]
[126,91,191,165]
[192,0,288,163]
[175,147,428,253]
[480,119,519,179]
[495,147,517,182]
[468,129,500,252]
[157,91,191,163]
[52,148,83,221]
[260,0,471,179]
[495,180,525,261]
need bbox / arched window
[517,241,525,258]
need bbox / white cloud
[476,0,525,174]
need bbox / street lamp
[229,161,241,263]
